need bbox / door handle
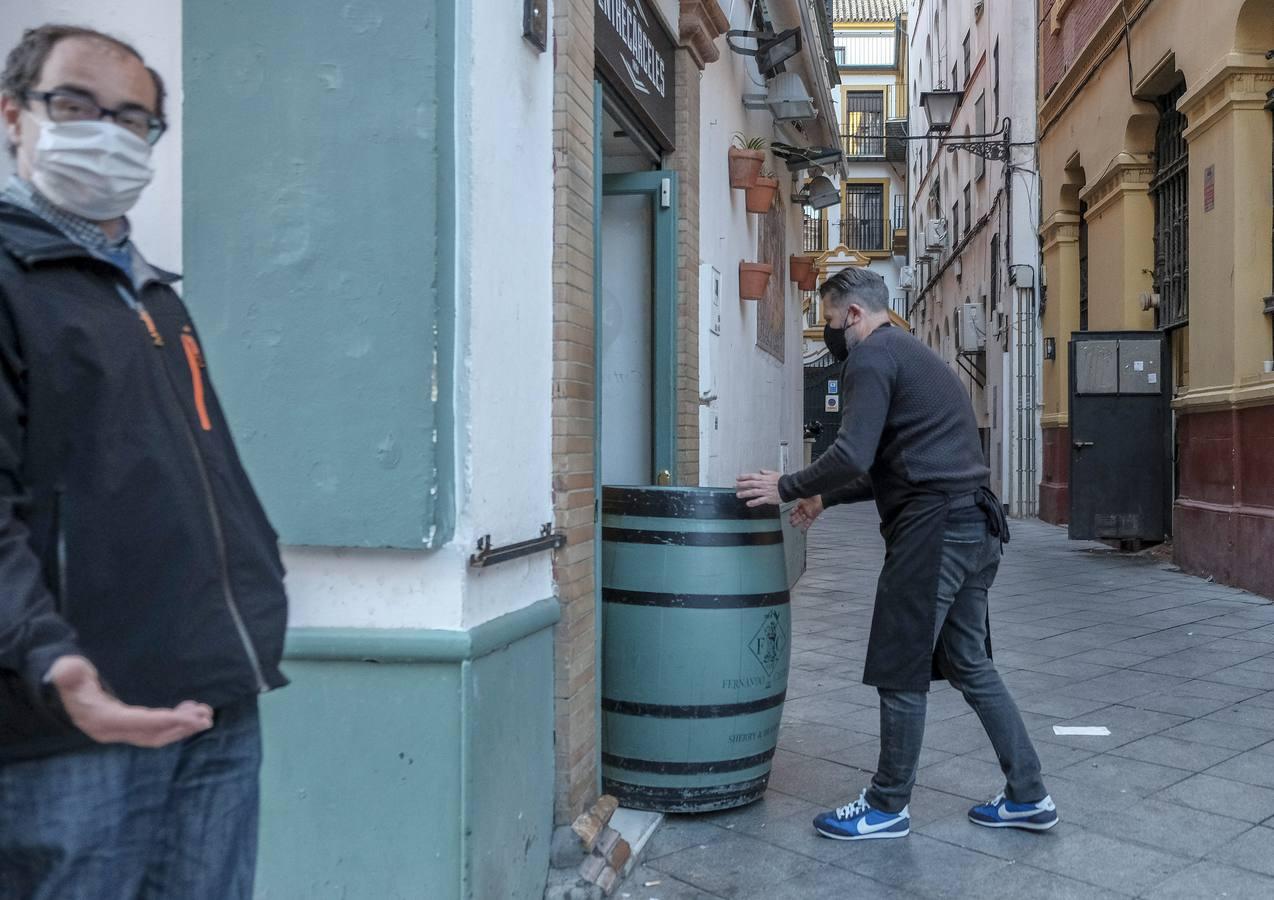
[656,470,672,486]
[1073,441,1094,450]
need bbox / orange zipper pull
[138,307,164,347]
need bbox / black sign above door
[596,0,677,152]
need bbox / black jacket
[0,202,287,761]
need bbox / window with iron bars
[1152,83,1189,329]
[842,184,886,251]
[1079,201,1089,331]
[842,91,885,158]
[803,212,827,253]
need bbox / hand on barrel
[790,496,824,531]
[736,470,782,508]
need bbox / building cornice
[1173,379,1274,413]
[1039,0,1154,140]
[680,0,730,71]
[1079,154,1154,218]
[1179,56,1274,143]
[1040,210,1080,250]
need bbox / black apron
[862,471,1009,693]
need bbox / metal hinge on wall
[469,523,566,568]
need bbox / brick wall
[670,47,701,486]
[1039,0,1119,101]
[550,0,599,826]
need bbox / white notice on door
[1147,373,1158,384]
[1134,360,1145,371]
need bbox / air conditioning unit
[959,302,986,353]
[898,266,916,291]
[925,219,948,252]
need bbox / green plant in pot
[729,134,767,190]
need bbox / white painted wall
[697,4,807,488]
[906,0,1041,514]
[4,4,557,630]
[0,3,183,273]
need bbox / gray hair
[819,267,889,313]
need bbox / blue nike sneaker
[813,790,910,840]
[968,790,1059,831]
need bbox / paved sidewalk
[635,504,1274,899]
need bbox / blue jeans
[0,697,261,900]
[865,509,1046,814]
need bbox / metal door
[1068,331,1172,543]
[803,356,843,460]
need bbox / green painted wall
[255,600,558,899]
[183,0,455,549]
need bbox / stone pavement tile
[622,863,725,900]
[1037,705,1189,752]
[642,832,816,899]
[1206,825,1274,877]
[1065,649,1158,670]
[1199,665,1274,691]
[783,669,862,701]
[790,634,850,654]
[1017,692,1120,720]
[1019,657,1121,681]
[1057,670,1188,704]
[829,832,1014,899]
[1032,634,1128,659]
[1176,679,1267,703]
[698,789,815,834]
[1107,734,1241,771]
[1076,797,1255,860]
[1133,649,1249,679]
[915,754,1011,801]
[1245,690,1274,709]
[1204,748,1274,789]
[969,863,1126,900]
[1139,861,1274,900]
[1001,669,1076,694]
[1155,773,1274,823]
[1201,702,1274,733]
[1240,654,1274,674]
[765,751,863,805]
[1023,829,1191,896]
[643,815,732,862]
[1159,718,1274,752]
[1122,690,1238,718]
[776,720,875,759]
[1056,753,1193,799]
[781,697,876,730]
[759,863,920,900]
[810,682,882,707]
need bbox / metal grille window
[892,193,907,233]
[963,183,972,238]
[993,41,999,120]
[1079,201,1089,331]
[990,233,1000,310]
[803,212,826,252]
[975,94,987,179]
[842,91,885,158]
[842,184,886,251]
[1152,83,1189,329]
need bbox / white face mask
[30,119,154,221]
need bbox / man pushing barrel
[737,268,1057,840]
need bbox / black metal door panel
[804,357,843,460]
[1069,332,1172,542]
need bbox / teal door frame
[599,170,679,483]
[593,78,678,793]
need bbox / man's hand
[46,656,214,748]
[736,470,783,508]
[790,495,824,531]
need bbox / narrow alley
[633,503,1274,899]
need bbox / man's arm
[821,474,874,508]
[778,343,895,502]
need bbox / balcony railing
[803,215,828,253]
[892,194,908,233]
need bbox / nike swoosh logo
[856,815,907,833]
[994,800,1054,820]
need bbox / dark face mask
[823,316,851,362]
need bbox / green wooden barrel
[601,486,791,813]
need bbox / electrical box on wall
[959,302,987,353]
[700,264,721,335]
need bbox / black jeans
[865,508,1047,814]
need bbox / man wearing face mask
[0,25,287,897]
[738,268,1055,842]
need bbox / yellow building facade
[1038,0,1274,595]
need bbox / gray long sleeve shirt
[779,324,989,508]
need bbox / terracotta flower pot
[797,269,818,292]
[739,262,774,301]
[745,176,779,214]
[728,147,765,190]
[789,254,814,283]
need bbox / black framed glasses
[23,89,167,146]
